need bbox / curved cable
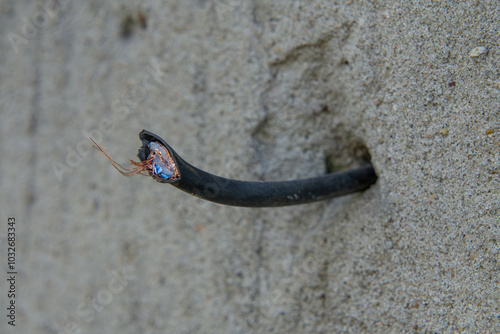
[134,130,377,207]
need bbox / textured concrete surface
[1,0,499,333]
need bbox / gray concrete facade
[1,0,499,333]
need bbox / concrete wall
[1,0,499,333]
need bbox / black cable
[135,130,377,207]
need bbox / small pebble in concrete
[469,46,487,58]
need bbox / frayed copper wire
[90,138,152,177]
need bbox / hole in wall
[120,11,148,39]
[324,136,373,174]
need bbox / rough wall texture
[1,0,499,333]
